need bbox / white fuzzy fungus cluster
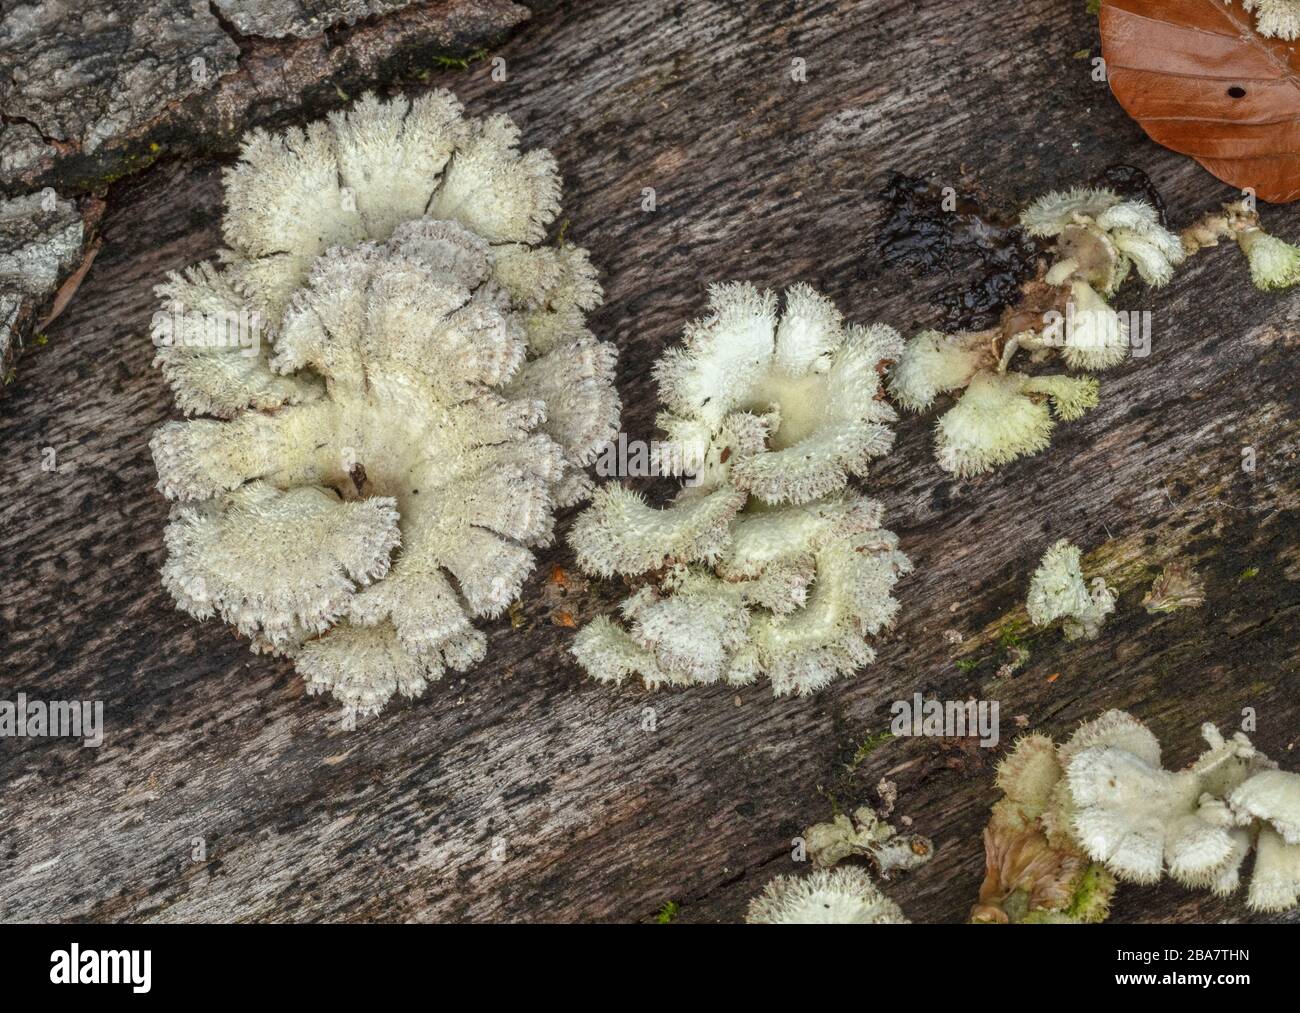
[889,188,1183,476]
[1182,199,1300,291]
[150,91,619,714]
[1026,538,1115,641]
[569,283,911,696]
[746,866,910,924]
[992,711,1300,916]
[803,803,933,875]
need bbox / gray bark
[0,188,84,382]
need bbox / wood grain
[1,0,1298,924]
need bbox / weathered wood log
[0,191,103,394]
[0,0,1297,923]
[0,0,532,195]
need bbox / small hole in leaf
[1228,86,1247,99]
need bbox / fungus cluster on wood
[1026,538,1116,641]
[150,91,619,714]
[745,866,910,924]
[972,729,1115,924]
[1181,199,1300,290]
[976,711,1300,921]
[803,803,934,874]
[745,799,932,924]
[886,178,1300,476]
[888,188,1183,476]
[568,283,911,696]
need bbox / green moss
[430,47,489,72]
[1003,862,1114,924]
[848,730,894,770]
[957,623,1035,683]
[1086,0,1101,14]
[1066,863,1115,923]
[1239,566,1260,582]
[75,145,166,191]
[655,901,679,924]
[819,787,844,819]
